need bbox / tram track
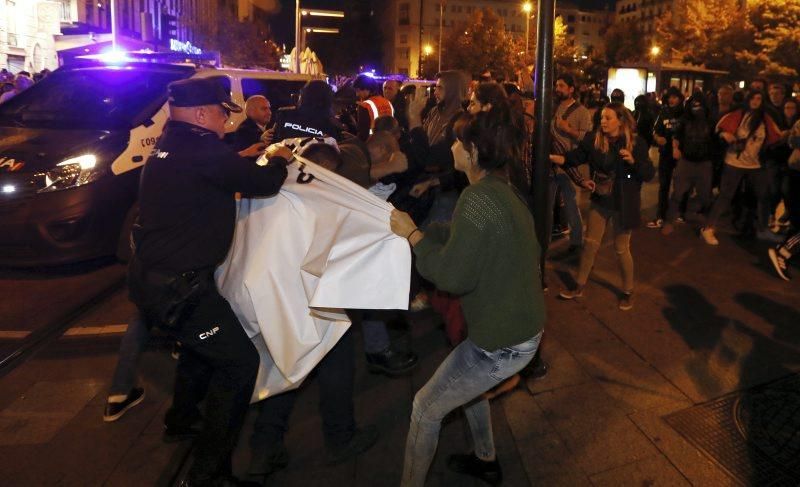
[0,275,127,377]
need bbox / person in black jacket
[128,77,291,487]
[229,95,273,154]
[661,94,715,235]
[551,102,655,310]
[648,86,685,228]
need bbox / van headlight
[38,155,104,193]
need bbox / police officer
[272,80,344,142]
[353,74,394,141]
[128,77,291,487]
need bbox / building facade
[379,0,612,78]
[1,0,247,72]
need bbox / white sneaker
[768,248,791,281]
[700,227,719,246]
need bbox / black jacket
[229,117,264,153]
[133,121,288,272]
[564,132,655,230]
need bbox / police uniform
[128,77,288,486]
[272,106,344,142]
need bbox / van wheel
[116,202,138,263]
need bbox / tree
[604,21,648,65]
[737,0,800,80]
[441,8,525,79]
[190,7,281,68]
[654,0,756,78]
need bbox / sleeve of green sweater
[413,188,488,295]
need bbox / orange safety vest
[358,95,395,128]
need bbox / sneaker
[661,222,675,236]
[559,285,584,300]
[446,453,503,486]
[700,227,719,246]
[326,425,379,465]
[768,248,791,281]
[676,216,686,224]
[646,219,663,229]
[757,229,783,243]
[619,292,634,311]
[103,387,145,422]
[551,225,570,239]
[365,348,418,376]
[248,443,289,476]
[408,292,430,312]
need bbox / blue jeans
[401,333,542,487]
[549,173,583,247]
[109,312,150,397]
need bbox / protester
[701,90,783,245]
[390,110,545,486]
[633,95,655,147]
[661,94,715,235]
[0,73,33,103]
[768,116,800,281]
[554,103,655,310]
[648,86,685,228]
[550,75,592,252]
[126,77,290,486]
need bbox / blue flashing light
[96,49,133,64]
[360,71,376,78]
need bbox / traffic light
[161,14,177,40]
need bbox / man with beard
[550,74,593,251]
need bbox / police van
[0,52,321,266]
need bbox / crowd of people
[0,68,48,104]
[89,65,800,487]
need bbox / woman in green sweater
[390,110,546,487]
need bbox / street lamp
[423,44,433,56]
[295,3,344,72]
[522,2,533,57]
[650,45,661,57]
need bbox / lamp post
[294,4,344,72]
[438,1,445,73]
[522,2,533,57]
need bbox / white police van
[0,52,321,266]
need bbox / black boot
[447,453,503,485]
[365,348,418,376]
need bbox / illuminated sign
[280,54,291,70]
[169,39,202,55]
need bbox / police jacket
[273,107,343,142]
[133,121,288,272]
[356,95,394,140]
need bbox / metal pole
[525,14,529,57]
[438,1,443,73]
[294,0,301,73]
[110,0,117,51]
[532,0,556,260]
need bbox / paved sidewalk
[0,182,798,486]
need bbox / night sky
[270,0,616,45]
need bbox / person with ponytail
[551,102,655,310]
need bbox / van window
[241,78,308,111]
[0,66,192,130]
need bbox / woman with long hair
[701,90,783,245]
[553,102,655,310]
[390,109,545,487]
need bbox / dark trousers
[666,159,712,222]
[707,165,770,231]
[766,158,789,214]
[656,156,676,220]
[250,328,355,452]
[164,287,260,483]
